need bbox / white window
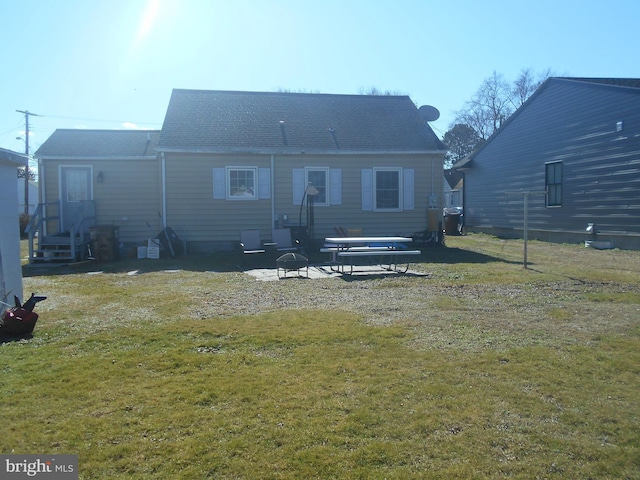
[66,170,89,202]
[374,167,402,211]
[361,167,413,212]
[305,167,329,206]
[227,167,257,200]
[214,167,270,200]
[293,168,341,206]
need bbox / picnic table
[322,236,421,274]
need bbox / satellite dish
[418,105,440,122]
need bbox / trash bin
[443,208,463,236]
[90,225,120,262]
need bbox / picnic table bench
[323,237,421,274]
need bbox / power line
[0,123,25,137]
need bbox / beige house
[34,90,445,258]
[35,130,161,241]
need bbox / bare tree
[357,86,406,96]
[453,69,554,141]
[511,68,554,108]
[455,71,513,140]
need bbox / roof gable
[454,77,640,169]
[35,129,160,158]
[157,89,445,153]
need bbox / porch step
[31,249,77,262]
[39,236,80,246]
[31,235,88,263]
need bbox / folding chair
[271,228,298,253]
[240,229,266,254]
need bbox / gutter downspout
[39,158,47,236]
[271,154,276,228]
[161,152,167,228]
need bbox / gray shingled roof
[565,78,640,89]
[35,130,160,158]
[157,89,445,153]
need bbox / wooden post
[505,191,546,268]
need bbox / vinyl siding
[42,150,444,248]
[164,152,443,246]
[465,80,640,240]
[42,158,161,243]
[163,153,273,245]
[274,154,442,240]
[1,159,24,302]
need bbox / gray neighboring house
[444,170,463,209]
[455,78,640,250]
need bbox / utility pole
[16,109,40,215]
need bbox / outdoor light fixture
[97,171,104,183]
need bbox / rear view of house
[157,90,446,251]
[456,78,640,250]
[34,90,445,259]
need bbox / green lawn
[2,234,639,479]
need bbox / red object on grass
[1,308,39,335]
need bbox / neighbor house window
[228,167,257,199]
[374,168,402,211]
[305,167,329,205]
[545,161,562,207]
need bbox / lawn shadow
[22,251,245,277]
[22,246,519,278]
[418,246,523,265]
[336,270,430,282]
[0,333,34,344]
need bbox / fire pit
[276,252,309,279]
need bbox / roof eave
[36,155,158,161]
[156,146,446,156]
[0,147,28,166]
[452,156,473,170]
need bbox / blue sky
[2,0,639,167]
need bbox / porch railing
[25,201,96,263]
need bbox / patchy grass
[3,234,640,479]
